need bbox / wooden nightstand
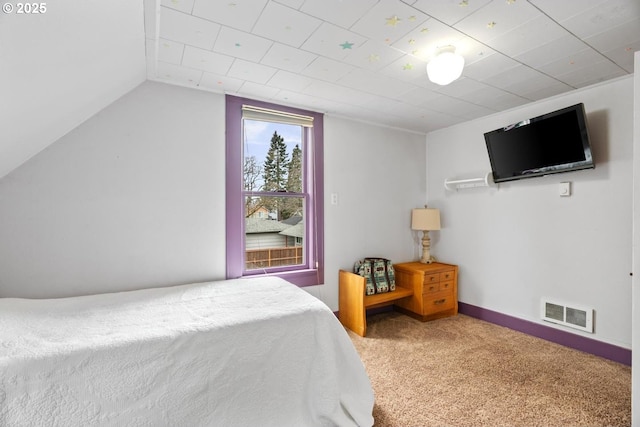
[393,262,458,321]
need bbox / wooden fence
[246,247,303,270]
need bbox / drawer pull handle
[434,299,446,305]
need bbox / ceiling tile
[337,68,416,98]
[341,40,406,71]
[599,41,640,73]
[554,60,627,87]
[273,0,305,9]
[410,0,492,26]
[559,0,640,38]
[461,52,519,81]
[212,27,273,62]
[390,17,465,60]
[159,6,220,50]
[513,34,590,69]
[199,72,245,93]
[483,66,565,99]
[252,1,323,47]
[487,15,568,57]
[237,81,281,99]
[378,54,429,84]
[426,94,494,120]
[402,86,447,107]
[227,59,278,84]
[260,43,318,73]
[350,0,430,45]
[432,77,492,100]
[461,85,522,109]
[454,0,540,44]
[155,61,202,87]
[583,17,640,53]
[270,90,345,113]
[266,70,315,91]
[161,0,195,14]
[538,48,606,79]
[300,56,355,82]
[481,64,545,92]
[528,0,608,22]
[157,38,184,65]
[300,0,378,29]
[302,80,378,106]
[516,80,574,101]
[192,0,268,32]
[182,46,234,74]
[300,22,368,60]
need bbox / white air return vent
[541,299,593,333]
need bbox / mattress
[0,276,374,426]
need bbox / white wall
[0,81,226,298]
[315,116,426,309]
[426,76,634,349]
[631,51,639,427]
[0,81,427,311]
[0,0,146,179]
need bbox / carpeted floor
[347,312,631,427]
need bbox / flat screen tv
[484,103,594,183]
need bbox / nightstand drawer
[423,273,440,285]
[439,281,454,293]
[423,294,455,314]
[440,271,454,281]
[423,282,440,294]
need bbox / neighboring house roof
[279,222,304,238]
[281,215,302,226]
[245,218,290,234]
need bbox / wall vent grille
[541,299,593,333]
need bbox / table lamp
[411,207,441,264]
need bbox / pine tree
[281,144,303,219]
[262,131,289,219]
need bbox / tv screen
[484,103,594,183]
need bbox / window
[225,95,324,286]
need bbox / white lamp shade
[427,48,464,86]
[411,208,441,231]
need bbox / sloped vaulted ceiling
[0,0,147,179]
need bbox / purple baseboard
[458,302,631,366]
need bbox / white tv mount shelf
[444,172,495,191]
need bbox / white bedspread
[0,277,374,426]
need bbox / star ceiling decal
[506,0,516,4]
[420,27,429,33]
[487,21,497,28]
[368,54,380,62]
[408,39,416,45]
[408,16,417,22]
[340,41,354,49]
[386,15,401,26]
[459,0,469,6]
[403,63,413,70]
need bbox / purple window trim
[225,94,324,286]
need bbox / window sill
[244,268,323,287]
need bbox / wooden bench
[338,270,414,337]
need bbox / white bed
[0,276,374,426]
